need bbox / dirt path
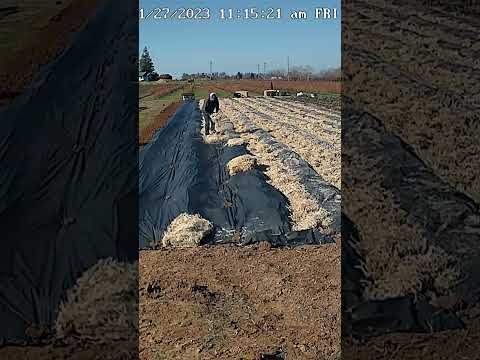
[140,243,340,360]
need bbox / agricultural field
[211,79,341,95]
[138,80,340,146]
[139,92,341,359]
[139,82,184,99]
[191,81,233,99]
[139,83,185,145]
[341,1,480,358]
[212,79,341,111]
[137,81,232,145]
[219,97,341,196]
[139,82,232,145]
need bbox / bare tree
[266,69,286,79]
[313,67,341,81]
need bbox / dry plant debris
[226,137,245,147]
[344,1,480,203]
[55,258,138,344]
[230,98,341,189]
[160,213,213,248]
[204,133,228,144]
[219,101,335,231]
[227,154,258,176]
[343,137,461,300]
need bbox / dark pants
[204,112,216,135]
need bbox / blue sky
[139,0,341,79]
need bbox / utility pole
[263,62,266,78]
[257,63,260,78]
[287,56,290,81]
[209,60,212,80]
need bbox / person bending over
[204,92,219,134]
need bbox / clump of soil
[159,213,213,248]
[227,154,257,176]
[56,258,138,344]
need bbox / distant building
[159,74,173,80]
[139,71,163,82]
[139,71,148,82]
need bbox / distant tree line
[181,72,263,81]
[267,66,341,81]
[181,66,341,81]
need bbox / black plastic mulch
[342,103,480,340]
[139,101,335,248]
[0,0,138,342]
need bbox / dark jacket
[204,95,219,114]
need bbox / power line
[287,56,290,81]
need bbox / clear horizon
[139,0,341,79]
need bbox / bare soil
[139,83,184,100]
[139,101,182,146]
[139,243,340,360]
[212,80,341,95]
